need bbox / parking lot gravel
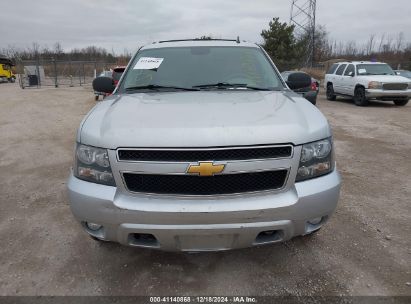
[0,82,410,296]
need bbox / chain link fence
[16,60,116,89]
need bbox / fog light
[308,217,322,225]
[86,222,102,231]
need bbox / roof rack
[158,38,240,44]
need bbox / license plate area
[175,233,239,252]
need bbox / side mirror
[93,76,115,94]
[348,71,354,77]
[286,72,312,90]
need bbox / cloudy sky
[1,0,410,53]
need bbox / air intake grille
[123,170,288,195]
[118,146,292,162]
[383,83,408,90]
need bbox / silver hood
[79,91,331,149]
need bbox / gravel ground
[0,82,410,296]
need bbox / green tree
[261,18,303,71]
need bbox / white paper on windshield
[133,57,164,70]
[358,68,367,74]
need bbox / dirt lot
[0,82,410,296]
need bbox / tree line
[261,18,411,71]
[1,18,410,71]
[0,42,132,65]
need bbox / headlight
[296,138,334,182]
[74,144,115,186]
[368,81,382,89]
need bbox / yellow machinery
[0,56,15,82]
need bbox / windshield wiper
[193,82,272,91]
[125,84,199,92]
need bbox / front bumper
[366,89,411,99]
[68,169,341,251]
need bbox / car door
[341,64,356,95]
[333,64,347,94]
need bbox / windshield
[356,64,395,76]
[119,46,283,92]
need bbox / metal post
[311,0,316,67]
[290,0,317,67]
[36,57,41,88]
[79,62,82,86]
[53,58,58,88]
[69,60,73,86]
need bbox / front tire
[326,84,336,101]
[354,87,369,106]
[393,99,409,106]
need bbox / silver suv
[68,39,341,251]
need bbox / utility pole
[290,0,317,67]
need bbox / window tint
[344,64,355,76]
[335,64,347,76]
[120,46,283,92]
[326,64,339,74]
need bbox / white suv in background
[324,61,411,106]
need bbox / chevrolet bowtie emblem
[187,162,225,176]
